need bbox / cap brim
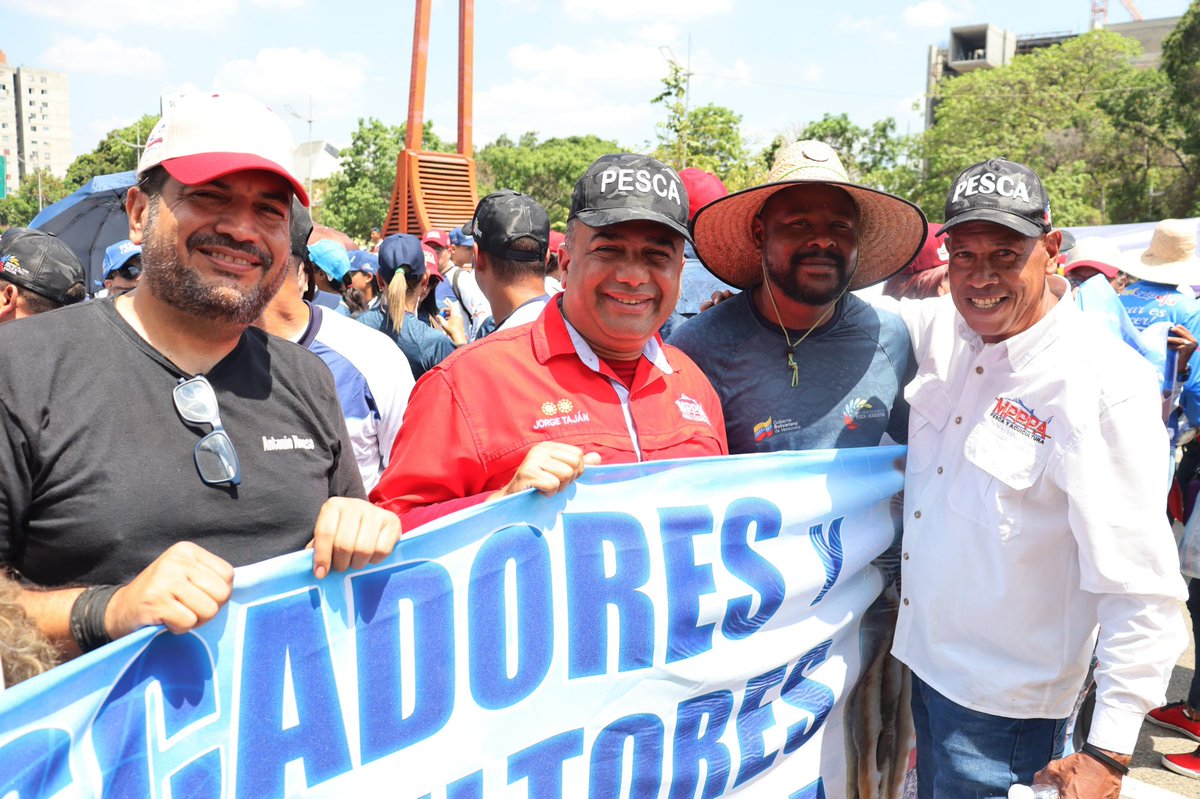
[574,207,692,244]
[1063,259,1118,279]
[690,181,927,291]
[163,153,310,207]
[937,208,1043,239]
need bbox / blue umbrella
[30,171,137,294]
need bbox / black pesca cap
[939,158,1052,239]
[569,153,691,241]
[471,190,550,262]
[0,228,85,304]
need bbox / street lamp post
[12,154,44,212]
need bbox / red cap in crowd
[678,168,728,222]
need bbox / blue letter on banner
[236,588,351,797]
[588,714,664,798]
[721,498,785,639]
[91,631,221,799]
[734,665,787,787]
[353,560,455,763]
[659,506,716,663]
[669,690,733,799]
[781,640,836,753]
[469,525,553,709]
[563,512,654,678]
[0,728,72,798]
[509,729,584,799]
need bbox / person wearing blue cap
[307,238,352,315]
[357,234,466,380]
[345,249,380,315]
[100,239,143,298]
[435,224,493,339]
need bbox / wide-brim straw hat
[1122,218,1200,286]
[690,140,927,291]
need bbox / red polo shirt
[371,299,728,530]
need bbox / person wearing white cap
[1119,219,1200,336]
[0,91,400,660]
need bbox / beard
[140,203,287,325]
[766,250,855,306]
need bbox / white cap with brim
[137,91,309,207]
[1122,218,1200,286]
[690,140,927,291]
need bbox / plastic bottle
[1007,785,1059,799]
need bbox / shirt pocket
[905,373,953,474]
[951,421,1050,541]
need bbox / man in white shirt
[471,190,552,333]
[891,157,1188,799]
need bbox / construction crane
[1091,0,1145,29]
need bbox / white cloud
[563,0,730,23]
[836,16,879,32]
[211,48,369,130]
[471,77,656,148]
[5,0,238,31]
[902,1,968,28]
[40,34,165,77]
[635,22,681,45]
[248,0,306,8]
[508,40,669,87]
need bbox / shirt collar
[532,297,674,378]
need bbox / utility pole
[286,97,315,201]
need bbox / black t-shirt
[0,299,364,587]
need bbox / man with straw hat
[669,140,926,453]
[892,157,1187,798]
[1119,219,1200,333]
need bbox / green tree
[651,63,764,190]
[320,118,452,240]
[1160,0,1200,213]
[793,113,922,200]
[0,169,72,228]
[476,133,622,228]
[922,30,1188,224]
[65,114,159,188]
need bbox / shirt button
[914,510,922,519]
[936,466,944,475]
[903,598,910,606]
[955,416,963,424]
[903,552,910,560]
[976,366,984,374]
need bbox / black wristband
[69,584,120,653]
[1081,743,1130,776]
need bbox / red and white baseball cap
[138,91,309,206]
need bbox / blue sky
[2,0,1192,160]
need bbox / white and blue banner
[0,448,908,799]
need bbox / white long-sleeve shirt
[891,278,1188,754]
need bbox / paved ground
[1122,606,1196,799]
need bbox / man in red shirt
[371,154,728,530]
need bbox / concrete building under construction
[923,14,1181,128]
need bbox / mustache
[790,250,847,270]
[186,233,272,268]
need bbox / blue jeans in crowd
[912,674,1067,799]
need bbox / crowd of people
[0,89,1198,799]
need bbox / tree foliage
[651,62,765,191]
[792,113,922,201]
[65,115,159,188]
[921,30,1190,225]
[320,118,452,241]
[0,169,72,228]
[476,133,621,229]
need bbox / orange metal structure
[383,0,478,236]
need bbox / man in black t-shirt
[0,91,400,659]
